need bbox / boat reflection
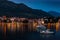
[40,34,55,38]
[0,18,60,33]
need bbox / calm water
[0,22,59,40]
[0,30,60,40]
[23,31,60,40]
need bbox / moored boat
[36,25,55,34]
[40,29,54,34]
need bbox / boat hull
[40,32,55,35]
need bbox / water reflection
[0,16,60,40]
[0,22,58,32]
[22,32,56,40]
[0,21,59,40]
[40,34,55,38]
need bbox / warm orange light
[42,21,44,24]
[7,23,11,30]
[48,23,51,29]
[56,23,59,31]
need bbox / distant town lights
[10,18,14,21]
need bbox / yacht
[36,25,55,34]
[40,29,54,34]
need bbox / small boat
[40,29,54,34]
[36,25,55,34]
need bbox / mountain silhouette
[0,0,53,18]
[48,11,60,17]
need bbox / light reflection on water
[0,22,59,32]
[22,32,55,40]
[0,28,60,40]
[0,22,60,40]
[40,34,54,38]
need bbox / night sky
[8,0,60,12]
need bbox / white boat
[36,25,55,34]
[40,29,54,34]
